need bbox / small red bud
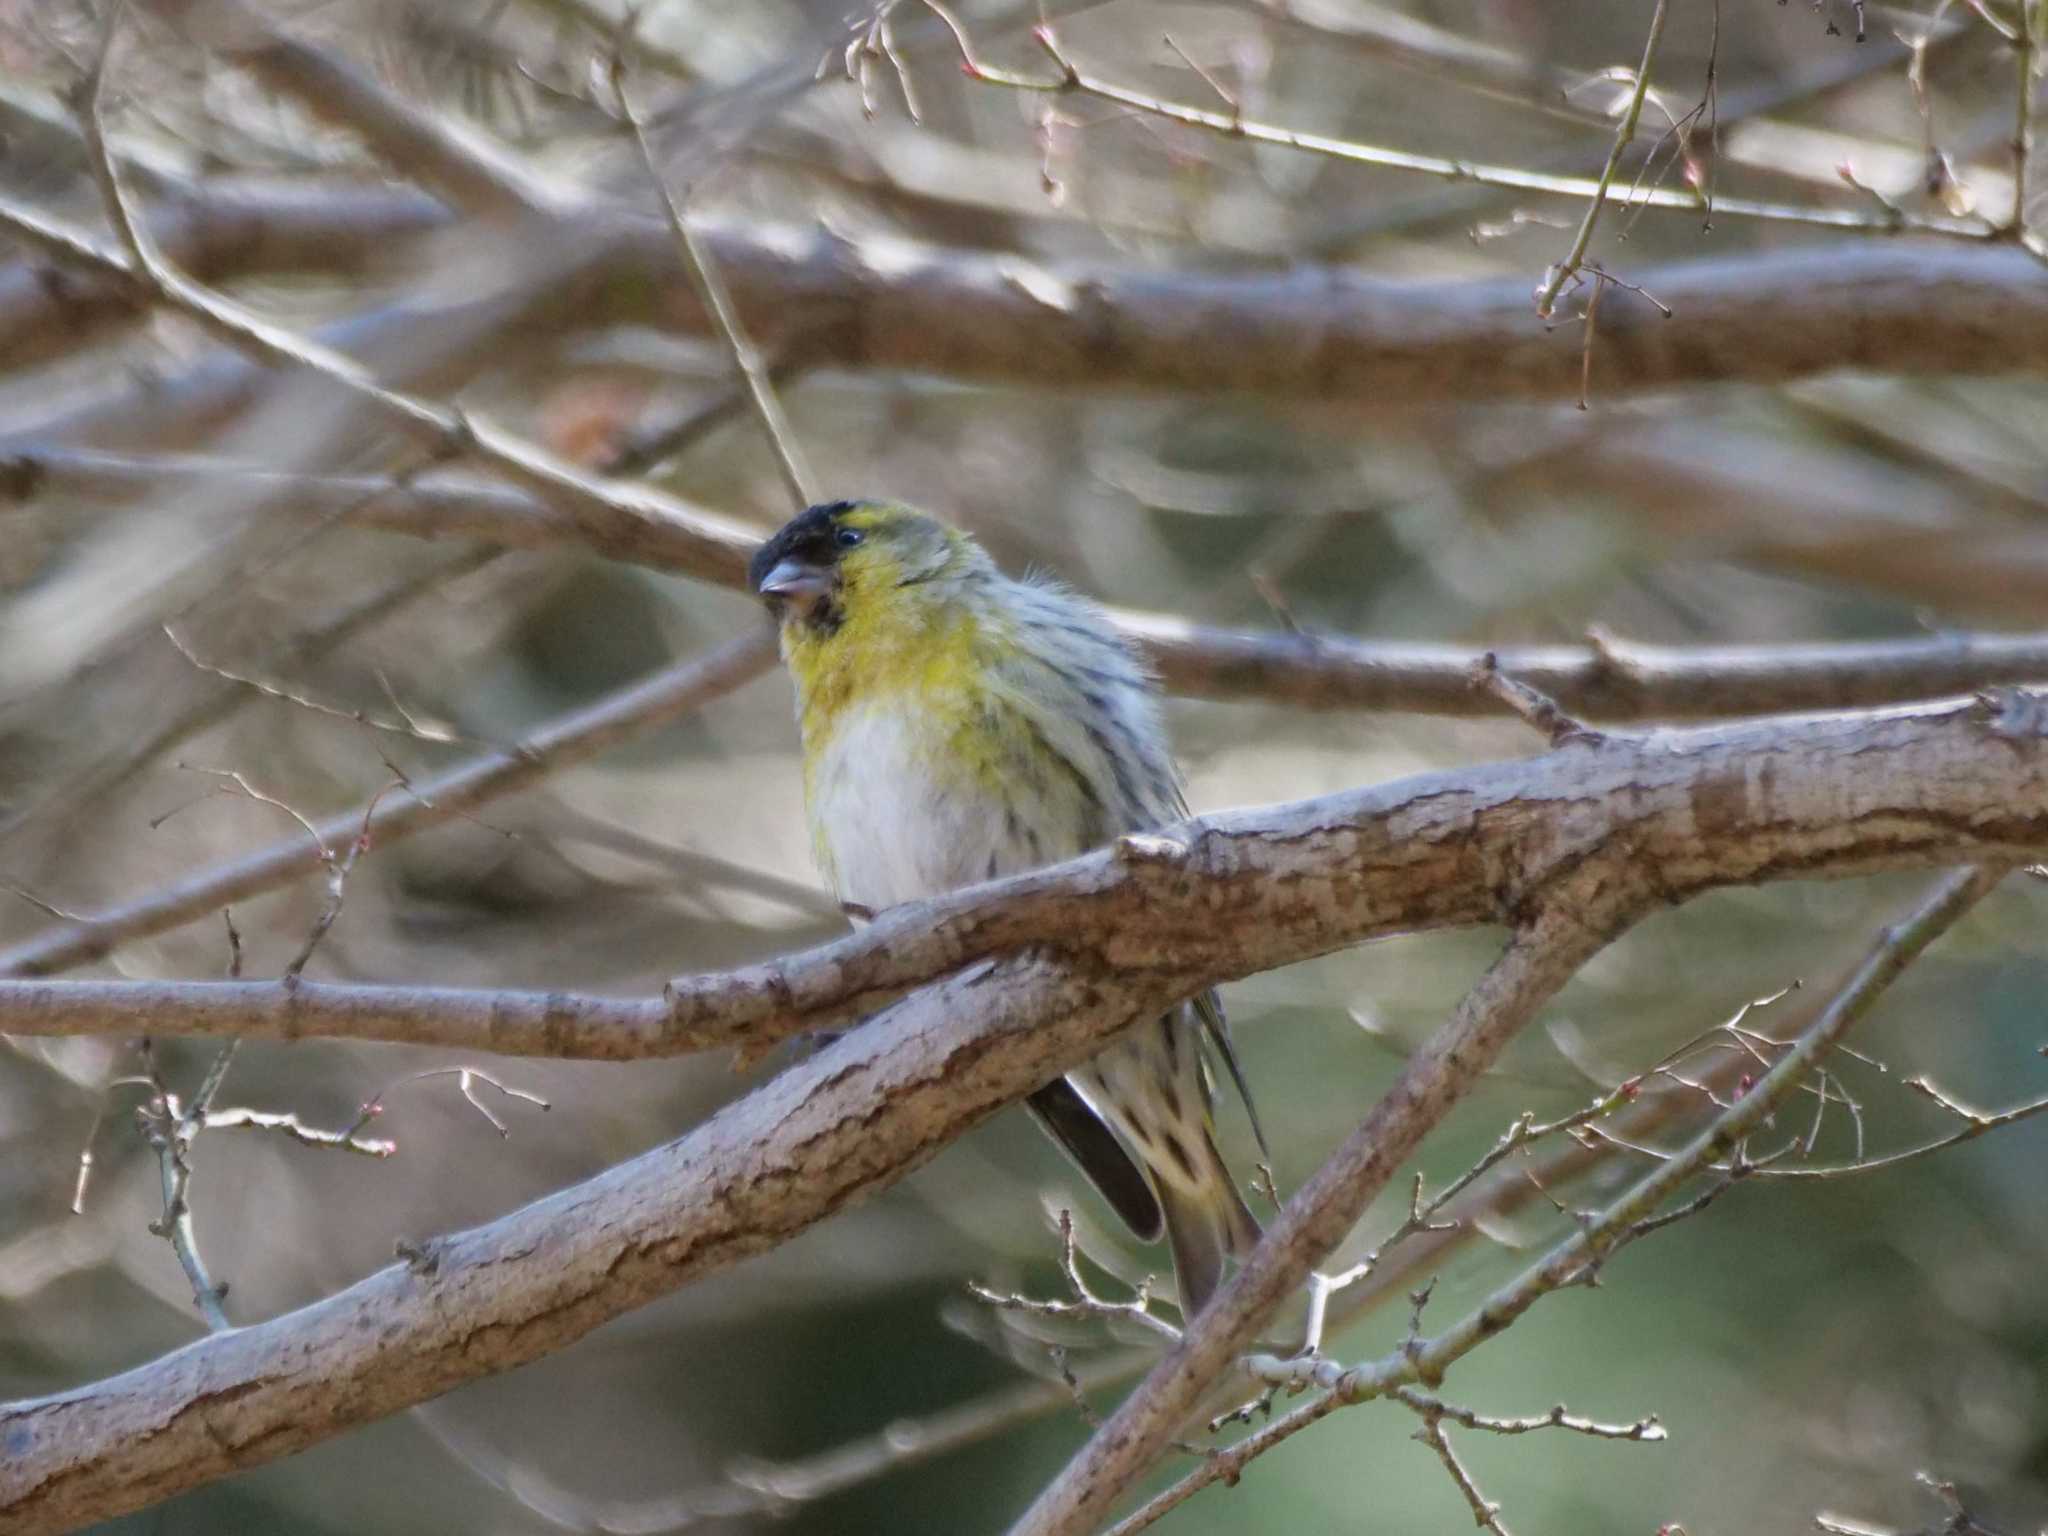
[1734,1073,1754,1099]
[1619,1076,1641,1101]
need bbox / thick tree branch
[4,695,2045,1528]
[8,175,2048,418]
[4,690,2047,1045]
[0,953,1176,1533]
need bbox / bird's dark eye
[835,527,865,548]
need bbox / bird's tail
[1062,1009,1263,1319]
[1156,1126,1261,1319]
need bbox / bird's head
[748,499,979,635]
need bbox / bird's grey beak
[755,558,833,610]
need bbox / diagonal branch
[137,0,562,221]
[0,628,774,977]
[1534,0,1674,316]
[1104,866,2004,1534]
[0,187,762,587]
[1005,903,1618,1536]
[0,952,1178,1532]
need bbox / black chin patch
[803,597,845,637]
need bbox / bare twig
[969,1211,1182,1342]
[616,66,818,510]
[198,1107,395,1157]
[1410,1403,1513,1536]
[160,626,480,750]
[1393,1389,1663,1442]
[131,1038,235,1331]
[1591,1070,2048,1180]
[1469,652,1601,746]
[348,1066,550,1141]
[928,6,1991,241]
[1536,0,1674,316]
[2012,0,2040,240]
[0,628,774,977]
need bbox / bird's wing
[1023,1078,1165,1242]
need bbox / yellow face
[749,499,994,751]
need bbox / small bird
[749,498,1263,1316]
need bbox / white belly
[809,704,1056,909]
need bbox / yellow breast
[784,583,989,749]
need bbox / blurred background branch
[4,0,2048,1532]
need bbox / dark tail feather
[1157,1142,1261,1318]
[1025,1080,1164,1242]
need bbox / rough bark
[4,692,2045,1532]
[7,690,2048,1022]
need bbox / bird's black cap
[747,500,860,591]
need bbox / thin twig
[969,1210,1183,1343]
[160,626,482,749]
[2012,0,2039,238]
[1410,1404,1513,1536]
[1469,652,1602,746]
[200,1108,396,1157]
[926,4,1992,241]
[616,63,817,511]
[132,1040,233,1332]
[1536,0,1673,316]
[0,629,774,977]
[17,107,761,586]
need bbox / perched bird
[749,498,1264,1315]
